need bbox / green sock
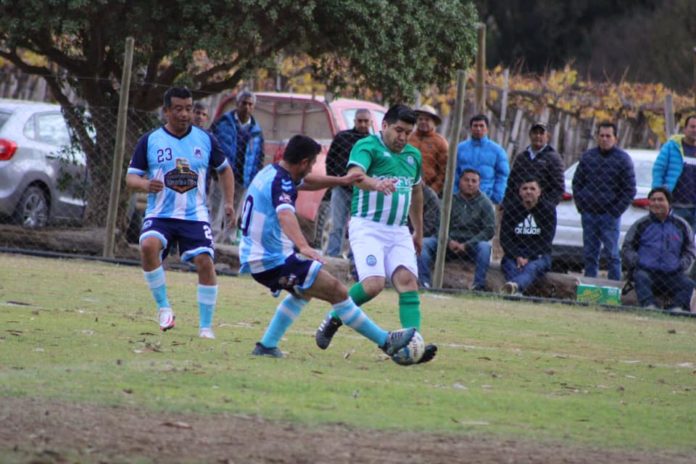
[399,291,421,331]
[330,282,373,320]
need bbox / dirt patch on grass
[1,397,693,464]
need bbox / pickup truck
[213,92,386,249]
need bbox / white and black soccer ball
[390,330,425,365]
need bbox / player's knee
[140,237,162,258]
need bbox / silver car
[553,149,657,270]
[0,99,87,228]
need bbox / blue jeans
[633,268,694,309]
[418,237,491,288]
[326,187,352,257]
[501,254,551,293]
[581,213,622,280]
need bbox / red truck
[214,92,386,249]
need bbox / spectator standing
[126,87,235,339]
[621,187,695,311]
[651,115,696,231]
[210,90,264,243]
[324,109,372,257]
[572,122,636,281]
[454,114,509,204]
[505,122,565,206]
[314,104,436,364]
[500,178,556,295]
[419,169,494,290]
[408,104,449,196]
[192,101,209,128]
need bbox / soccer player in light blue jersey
[239,134,416,360]
[126,87,235,339]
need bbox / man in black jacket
[500,178,557,295]
[505,122,565,206]
[572,122,636,280]
[324,109,372,257]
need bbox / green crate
[576,283,622,305]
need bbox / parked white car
[552,149,658,271]
[0,99,88,228]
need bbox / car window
[341,109,385,134]
[0,111,11,129]
[24,112,71,146]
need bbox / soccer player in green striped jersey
[315,104,437,363]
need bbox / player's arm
[126,133,162,193]
[299,171,365,191]
[126,173,163,193]
[217,165,236,224]
[409,182,424,255]
[277,209,324,262]
[347,166,397,194]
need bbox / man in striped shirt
[315,104,437,363]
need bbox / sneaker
[417,343,438,364]
[380,327,417,356]
[500,282,519,295]
[158,308,176,332]
[251,342,284,358]
[315,315,343,350]
[199,328,215,339]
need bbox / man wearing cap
[408,104,449,197]
[504,122,565,206]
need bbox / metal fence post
[103,37,135,258]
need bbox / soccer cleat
[251,342,284,358]
[417,343,438,364]
[380,327,417,356]
[500,281,519,295]
[198,328,215,339]
[158,307,176,332]
[315,315,343,350]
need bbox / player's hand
[147,179,164,193]
[413,234,423,255]
[375,178,398,195]
[342,172,365,186]
[223,203,235,228]
[516,257,528,268]
[299,245,325,263]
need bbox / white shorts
[349,217,418,282]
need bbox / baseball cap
[530,122,547,132]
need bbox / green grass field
[1,254,695,455]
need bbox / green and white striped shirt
[348,134,422,226]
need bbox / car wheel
[13,185,49,228]
[312,200,331,249]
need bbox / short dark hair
[193,101,208,111]
[236,89,256,104]
[383,104,416,125]
[597,121,618,137]
[684,114,696,126]
[519,176,541,188]
[163,87,192,108]
[469,114,489,127]
[648,186,672,204]
[283,135,322,164]
[461,168,481,178]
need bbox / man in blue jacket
[210,90,264,242]
[455,114,509,205]
[651,115,696,231]
[621,187,695,311]
[572,122,636,280]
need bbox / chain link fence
[1,78,694,313]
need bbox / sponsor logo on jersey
[407,155,414,165]
[281,178,294,192]
[193,147,203,159]
[165,158,199,193]
[366,255,377,266]
[143,219,153,230]
[514,214,541,235]
[279,192,292,204]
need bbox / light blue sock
[260,295,308,348]
[198,284,218,329]
[332,298,388,347]
[143,266,170,309]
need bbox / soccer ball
[390,330,425,365]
